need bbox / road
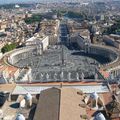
[14,20,99,82]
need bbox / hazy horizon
[0,0,119,5]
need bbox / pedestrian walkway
[12,84,109,95]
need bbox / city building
[0,1,120,120]
[39,19,60,44]
[26,33,49,52]
[103,34,120,49]
[0,83,118,120]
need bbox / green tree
[1,43,16,53]
[24,14,42,24]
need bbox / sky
[0,0,118,4]
[0,0,36,4]
[0,0,60,4]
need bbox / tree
[24,14,42,24]
[1,43,16,53]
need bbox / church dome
[24,93,32,101]
[95,113,106,120]
[15,114,25,120]
[90,92,99,100]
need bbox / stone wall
[8,46,36,65]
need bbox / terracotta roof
[23,81,100,86]
[7,66,19,76]
[102,92,112,105]
[0,65,7,72]
[60,88,86,120]
[7,66,17,71]
[99,70,110,79]
[0,84,16,93]
[106,100,120,118]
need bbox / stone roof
[33,87,60,120]
[33,87,86,120]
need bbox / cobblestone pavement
[15,22,100,82]
[15,45,99,82]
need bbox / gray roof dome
[15,114,25,120]
[90,92,99,100]
[95,113,106,120]
[24,93,32,101]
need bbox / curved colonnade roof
[0,44,120,83]
[92,44,120,71]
